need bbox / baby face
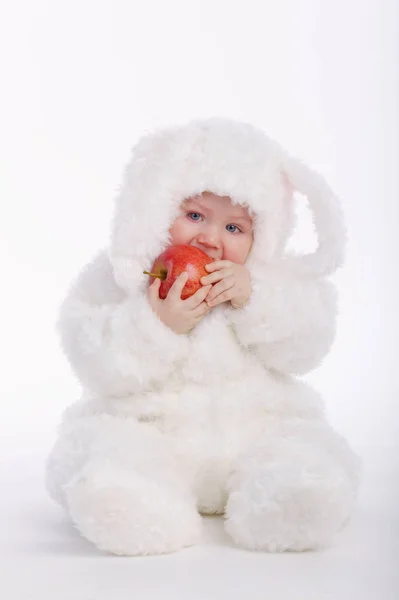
[168,192,254,264]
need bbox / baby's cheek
[168,218,190,246]
[225,234,253,265]
[223,250,245,265]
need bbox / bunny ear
[281,155,347,277]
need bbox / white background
[0,1,398,599]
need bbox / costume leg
[46,412,201,556]
[225,417,361,552]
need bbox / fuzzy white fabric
[46,118,361,556]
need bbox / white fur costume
[46,118,360,556]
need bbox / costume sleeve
[57,252,189,397]
[227,264,337,375]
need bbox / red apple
[143,245,213,300]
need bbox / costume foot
[66,470,201,556]
[225,452,354,552]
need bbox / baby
[46,118,360,556]
[149,191,254,336]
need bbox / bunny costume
[46,118,360,555]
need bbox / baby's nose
[196,231,221,247]
[192,235,222,260]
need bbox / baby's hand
[147,273,213,335]
[200,260,252,309]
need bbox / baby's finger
[167,272,188,301]
[184,284,212,309]
[207,288,234,307]
[200,268,232,286]
[206,276,235,303]
[192,300,212,318]
[147,277,161,303]
[205,260,231,272]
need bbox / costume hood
[109,118,346,295]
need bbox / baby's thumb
[147,277,161,302]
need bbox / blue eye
[188,212,202,221]
[226,224,240,233]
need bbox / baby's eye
[187,212,202,221]
[226,224,241,233]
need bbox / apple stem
[143,270,167,280]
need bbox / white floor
[1,424,398,600]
